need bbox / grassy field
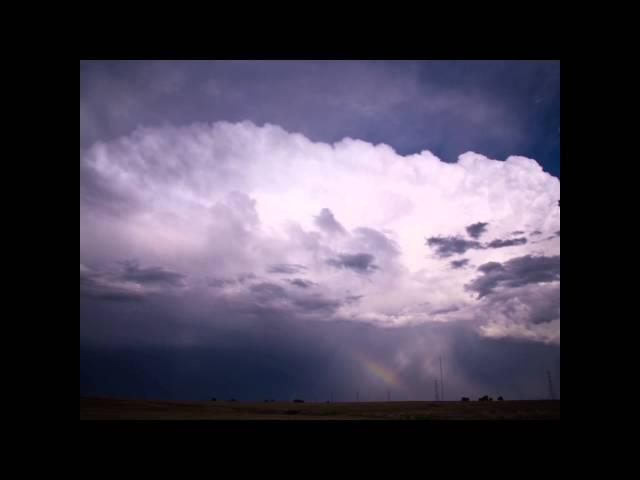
[80,396,560,420]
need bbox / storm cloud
[80,61,560,402]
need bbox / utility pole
[435,379,440,401]
[439,356,445,401]
[356,391,359,402]
[547,370,556,400]
[387,389,390,402]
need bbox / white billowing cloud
[80,121,560,342]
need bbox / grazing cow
[498,396,504,401]
[461,397,470,402]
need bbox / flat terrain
[80,397,560,420]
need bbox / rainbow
[351,351,405,390]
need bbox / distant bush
[461,397,470,402]
[293,399,304,403]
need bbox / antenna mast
[439,356,445,401]
[547,370,556,400]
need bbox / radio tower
[547,370,556,400]
[439,356,445,401]
[434,380,440,401]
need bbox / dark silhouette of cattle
[293,399,304,403]
[210,397,216,401]
[461,397,470,402]
[479,395,494,402]
[497,396,504,401]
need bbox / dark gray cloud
[426,236,482,257]
[80,272,143,302]
[427,232,530,258]
[431,306,460,316]
[486,237,528,249]
[531,230,542,236]
[80,262,185,301]
[249,282,288,300]
[208,277,236,288]
[287,278,315,289]
[450,259,470,269]
[292,296,342,314]
[237,273,257,283]
[555,230,560,237]
[314,208,347,235]
[511,230,525,235]
[120,261,185,286]
[466,222,489,239]
[344,295,364,304]
[466,255,560,298]
[327,253,379,273]
[267,264,308,274]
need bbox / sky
[80,60,560,402]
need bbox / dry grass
[80,397,560,420]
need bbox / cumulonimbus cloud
[80,120,559,343]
